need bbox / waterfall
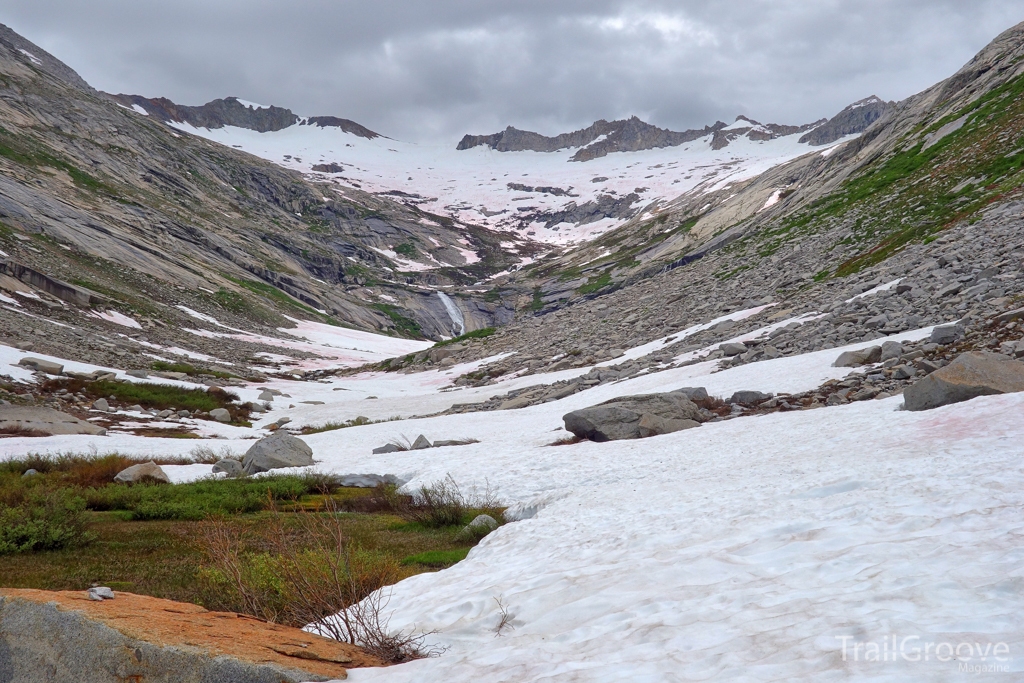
[437,291,466,337]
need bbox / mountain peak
[798,95,891,146]
[457,117,726,161]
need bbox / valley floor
[0,305,1021,681]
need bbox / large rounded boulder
[242,433,314,474]
[562,392,703,442]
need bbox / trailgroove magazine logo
[836,635,1010,672]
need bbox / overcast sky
[4,1,1024,142]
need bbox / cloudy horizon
[4,1,1024,143]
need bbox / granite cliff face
[799,96,892,146]
[0,24,519,352]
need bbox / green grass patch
[372,303,423,338]
[577,270,613,295]
[530,286,544,312]
[433,327,495,347]
[393,242,417,257]
[400,547,470,568]
[84,476,316,521]
[0,126,116,195]
[86,380,224,412]
[224,275,337,324]
[151,361,231,379]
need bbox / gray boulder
[22,469,38,477]
[209,408,231,423]
[126,369,149,378]
[335,473,403,487]
[459,513,500,540]
[719,342,747,356]
[371,443,403,454]
[833,346,882,367]
[466,514,499,532]
[880,341,903,362]
[258,390,274,401]
[930,324,963,345]
[242,433,314,474]
[411,434,432,450]
[729,390,772,405]
[17,357,64,375]
[0,406,106,436]
[92,398,110,412]
[563,392,703,442]
[212,459,244,478]
[114,462,170,484]
[672,387,708,401]
[903,352,1024,411]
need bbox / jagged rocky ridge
[107,93,381,139]
[457,117,727,161]
[456,102,884,162]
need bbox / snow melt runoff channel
[438,292,466,337]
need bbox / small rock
[209,408,231,423]
[87,587,115,601]
[114,461,170,484]
[719,342,747,356]
[22,469,38,477]
[466,514,499,532]
[17,357,64,375]
[930,324,963,345]
[258,390,275,401]
[880,341,903,362]
[130,404,144,413]
[92,398,110,412]
[212,459,244,478]
[276,417,292,426]
[372,443,403,454]
[411,434,432,450]
[892,365,914,380]
[728,390,772,405]
[672,387,708,401]
[126,369,149,379]
[833,346,882,367]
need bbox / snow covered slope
[162,116,853,248]
[0,318,1021,681]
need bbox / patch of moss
[371,303,423,338]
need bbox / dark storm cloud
[4,1,1024,142]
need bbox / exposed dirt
[0,588,386,677]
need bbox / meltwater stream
[437,292,466,337]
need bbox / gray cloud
[4,1,1024,142]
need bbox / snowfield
[166,118,853,248]
[0,318,1020,681]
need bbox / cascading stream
[437,291,466,337]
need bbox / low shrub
[198,501,433,662]
[0,490,92,555]
[84,476,313,520]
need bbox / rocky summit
[2,14,1024,683]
